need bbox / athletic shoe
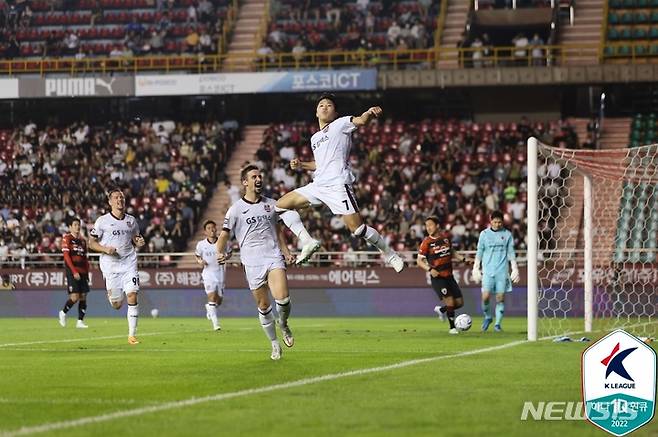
[128,336,140,345]
[270,341,282,360]
[213,324,221,331]
[481,317,493,332]
[58,310,66,327]
[494,324,502,332]
[385,252,405,272]
[281,324,294,348]
[433,305,446,322]
[296,239,321,265]
[449,328,459,335]
[76,320,88,329]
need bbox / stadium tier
[0,119,239,263]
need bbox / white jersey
[195,238,226,282]
[310,115,358,186]
[90,212,139,274]
[222,197,283,267]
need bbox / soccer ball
[455,314,472,331]
[151,308,159,318]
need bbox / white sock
[258,306,277,341]
[127,304,139,337]
[354,224,391,254]
[207,302,219,328]
[275,297,291,327]
[276,208,313,244]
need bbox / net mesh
[535,142,657,338]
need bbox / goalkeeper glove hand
[472,262,482,283]
[510,260,520,283]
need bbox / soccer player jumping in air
[472,211,520,332]
[275,93,404,272]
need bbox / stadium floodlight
[527,137,657,341]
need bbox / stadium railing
[0,43,652,75]
[0,250,530,269]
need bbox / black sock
[78,300,87,321]
[62,299,74,314]
[446,306,455,329]
[439,306,447,314]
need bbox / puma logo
[95,77,116,94]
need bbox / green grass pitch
[0,317,656,436]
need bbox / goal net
[527,137,657,341]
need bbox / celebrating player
[58,216,90,329]
[195,220,231,331]
[472,211,519,332]
[216,165,296,360]
[417,216,473,334]
[89,188,145,344]
[274,93,404,272]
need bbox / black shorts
[430,275,463,300]
[66,270,90,294]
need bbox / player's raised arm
[290,158,316,172]
[351,106,383,127]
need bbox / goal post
[527,137,657,341]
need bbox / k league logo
[582,329,656,436]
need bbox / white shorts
[104,269,139,302]
[243,260,286,291]
[203,279,225,296]
[294,182,359,215]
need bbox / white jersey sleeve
[335,115,358,134]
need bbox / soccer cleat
[481,317,492,332]
[270,341,282,360]
[58,310,66,327]
[281,324,294,348]
[296,239,321,265]
[76,320,88,329]
[449,328,459,335]
[494,324,502,332]
[433,305,446,322]
[128,336,140,345]
[213,324,221,331]
[385,252,405,272]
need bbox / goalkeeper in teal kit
[471,211,520,332]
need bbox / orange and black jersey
[62,233,89,275]
[418,232,454,278]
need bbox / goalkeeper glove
[510,260,520,283]
[472,262,482,283]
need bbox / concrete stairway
[437,0,470,69]
[224,0,267,71]
[184,125,268,257]
[599,117,631,148]
[558,0,605,65]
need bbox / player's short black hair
[203,220,216,229]
[106,187,123,199]
[240,164,260,181]
[425,216,440,225]
[316,93,337,108]
[491,210,504,221]
[66,216,80,227]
